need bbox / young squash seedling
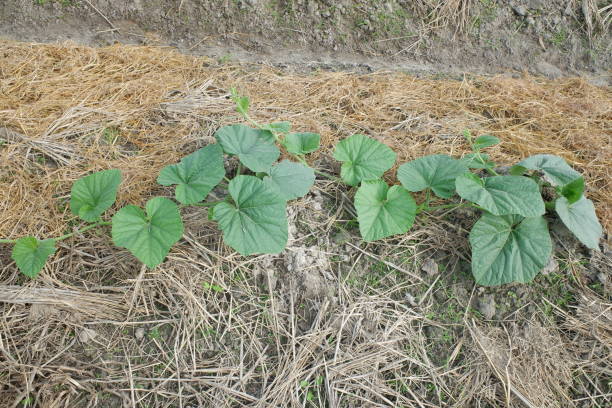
[1,92,603,287]
[335,129,603,285]
[1,90,319,277]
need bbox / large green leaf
[70,169,122,222]
[112,197,184,268]
[11,237,56,278]
[215,125,279,172]
[333,134,396,186]
[354,180,416,241]
[263,160,315,200]
[284,132,320,155]
[213,175,287,255]
[518,154,581,186]
[398,154,468,198]
[470,214,552,286]
[555,196,602,250]
[157,144,225,205]
[456,174,545,217]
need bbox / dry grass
[414,0,474,34]
[0,40,611,407]
[577,0,612,40]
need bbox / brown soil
[1,0,611,83]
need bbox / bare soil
[1,0,611,82]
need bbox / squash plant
[336,130,603,285]
[0,92,603,286]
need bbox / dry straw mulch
[0,40,610,238]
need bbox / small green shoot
[202,281,224,293]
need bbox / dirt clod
[478,294,497,320]
[421,258,439,276]
[541,256,560,276]
[78,328,98,344]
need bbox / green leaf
[263,160,315,200]
[333,134,396,186]
[11,237,56,278]
[470,214,552,286]
[398,154,468,199]
[560,176,584,204]
[354,180,417,242]
[112,197,184,268]
[157,144,225,205]
[215,125,279,172]
[213,175,287,255]
[284,132,321,155]
[472,135,500,150]
[231,88,249,115]
[263,121,291,134]
[518,154,581,186]
[460,153,495,170]
[70,169,122,222]
[555,196,602,250]
[456,174,545,217]
[509,165,527,176]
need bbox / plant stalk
[1,220,111,245]
[417,201,481,214]
[55,220,111,241]
[191,200,226,207]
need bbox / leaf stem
[1,220,111,245]
[191,200,226,207]
[313,168,342,182]
[55,221,111,241]
[417,201,481,214]
[484,165,499,177]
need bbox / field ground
[0,1,611,407]
[1,0,611,81]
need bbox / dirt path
[2,0,610,83]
